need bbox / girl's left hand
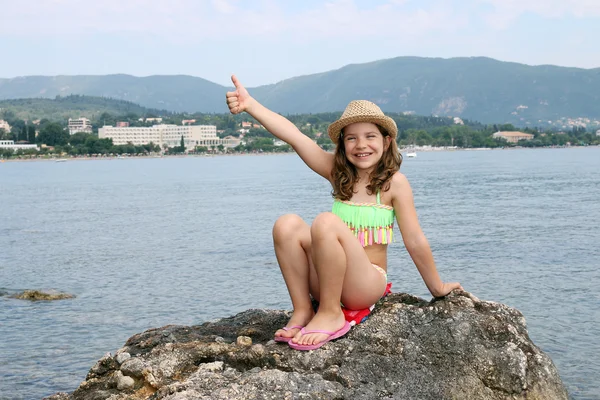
[434,282,464,297]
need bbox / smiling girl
[226,75,462,351]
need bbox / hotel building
[68,118,93,135]
[98,124,239,150]
[492,131,535,143]
[0,140,39,152]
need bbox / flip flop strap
[300,327,335,335]
[282,325,303,331]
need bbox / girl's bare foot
[274,309,314,340]
[291,309,346,346]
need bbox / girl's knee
[311,212,341,238]
[273,214,305,242]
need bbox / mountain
[0,95,168,121]
[1,57,599,124]
[0,74,227,114]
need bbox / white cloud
[479,0,600,29]
[0,0,467,40]
[212,0,237,14]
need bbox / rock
[120,357,146,378]
[236,336,252,346]
[114,370,135,391]
[9,289,75,301]
[48,292,569,399]
[115,352,131,365]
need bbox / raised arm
[226,75,334,180]
[390,173,463,298]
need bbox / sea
[0,147,599,399]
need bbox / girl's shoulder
[386,172,412,202]
[389,171,409,189]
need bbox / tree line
[1,108,598,159]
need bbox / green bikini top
[332,191,395,247]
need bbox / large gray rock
[45,291,569,400]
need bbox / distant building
[68,118,92,135]
[223,135,241,147]
[0,120,11,133]
[241,122,252,128]
[145,117,163,123]
[98,124,238,151]
[0,140,38,152]
[596,129,600,137]
[116,121,130,128]
[182,119,196,125]
[492,131,534,143]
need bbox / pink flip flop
[274,325,303,343]
[288,321,351,351]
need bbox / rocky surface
[8,289,75,301]
[45,291,569,400]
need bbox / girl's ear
[384,135,392,150]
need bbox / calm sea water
[1,148,599,400]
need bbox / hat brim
[328,115,397,143]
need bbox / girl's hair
[331,125,402,201]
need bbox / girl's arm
[390,172,463,297]
[226,75,334,180]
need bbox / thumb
[231,74,243,90]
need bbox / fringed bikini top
[332,191,395,247]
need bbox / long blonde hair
[331,125,402,200]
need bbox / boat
[55,159,68,162]
[406,152,417,158]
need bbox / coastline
[1,145,597,163]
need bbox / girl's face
[342,122,390,171]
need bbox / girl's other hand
[226,74,251,114]
[434,282,464,298]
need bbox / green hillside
[1,57,599,125]
[252,57,600,125]
[0,95,167,121]
[0,74,227,114]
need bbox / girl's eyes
[346,135,376,141]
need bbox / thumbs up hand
[226,74,252,114]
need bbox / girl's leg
[293,212,386,346]
[272,214,317,340]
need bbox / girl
[226,75,463,351]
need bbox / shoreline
[1,145,597,163]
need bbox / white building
[68,118,93,135]
[98,124,238,150]
[0,120,11,133]
[492,131,534,143]
[0,140,38,152]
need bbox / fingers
[231,74,242,89]
[225,92,240,114]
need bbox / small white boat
[406,152,417,158]
[55,159,68,162]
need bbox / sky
[1,0,599,87]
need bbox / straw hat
[328,100,398,142]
